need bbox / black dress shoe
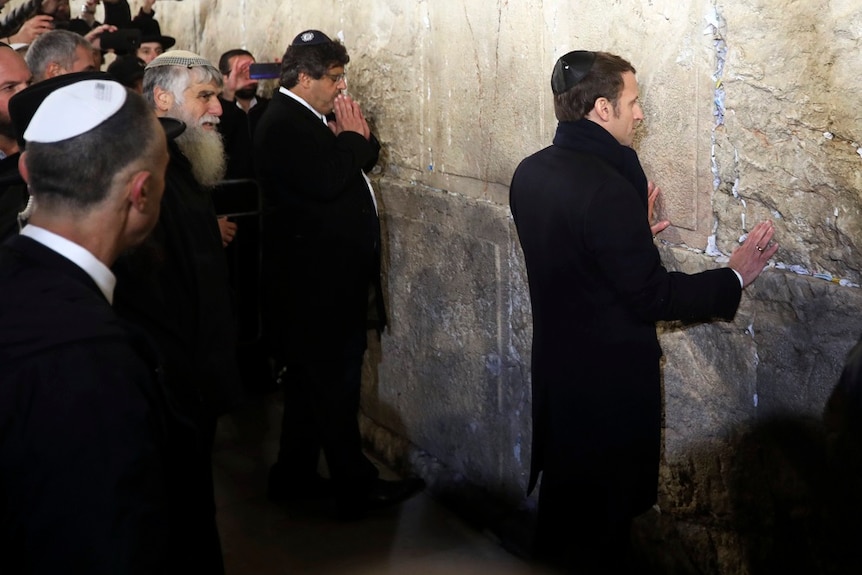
[365,477,426,508]
[267,465,332,502]
[336,477,426,520]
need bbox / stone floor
[212,393,552,575]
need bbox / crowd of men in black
[0,2,423,573]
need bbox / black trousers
[172,409,225,574]
[534,479,636,575]
[275,328,379,501]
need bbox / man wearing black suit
[510,50,779,574]
[254,29,422,518]
[0,76,191,573]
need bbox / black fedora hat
[107,55,146,88]
[128,18,176,50]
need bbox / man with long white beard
[111,50,242,575]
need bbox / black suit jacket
[254,90,386,362]
[510,137,742,513]
[217,96,270,180]
[0,235,194,574]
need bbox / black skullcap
[158,117,186,141]
[9,71,112,149]
[291,30,332,46]
[127,18,176,50]
[551,50,597,95]
[108,55,146,88]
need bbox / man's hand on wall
[647,181,670,237]
[729,220,778,288]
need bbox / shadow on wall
[633,387,862,575]
[361,330,538,561]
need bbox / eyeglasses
[323,72,346,83]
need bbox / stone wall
[143,0,862,571]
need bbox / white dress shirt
[20,225,117,304]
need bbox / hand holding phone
[100,29,141,53]
[249,63,281,80]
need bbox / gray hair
[143,63,223,109]
[25,29,92,82]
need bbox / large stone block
[362,179,531,501]
[651,256,862,573]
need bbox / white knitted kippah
[145,50,213,70]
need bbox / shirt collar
[280,86,328,126]
[20,225,117,304]
[237,96,259,110]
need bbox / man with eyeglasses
[254,29,423,520]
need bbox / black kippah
[291,30,332,46]
[158,118,186,141]
[551,50,597,95]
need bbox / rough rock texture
[146,0,862,571]
[361,182,532,502]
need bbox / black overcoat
[253,91,386,363]
[0,152,26,243]
[0,235,194,573]
[510,125,742,515]
[113,142,242,417]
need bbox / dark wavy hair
[279,40,349,89]
[553,52,636,122]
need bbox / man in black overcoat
[112,50,241,574]
[0,76,196,573]
[509,50,779,574]
[254,29,422,519]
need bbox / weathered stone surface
[363,181,531,502]
[652,253,862,573]
[142,0,862,570]
[715,0,862,282]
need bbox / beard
[234,86,258,100]
[0,115,15,140]
[171,107,227,189]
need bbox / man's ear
[153,86,175,114]
[44,61,67,81]
[297,71,312,88]
[591,96,613,122]
[17,151,29,185]
[128,169,153,212]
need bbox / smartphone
[249,62,281,80]
[101,29,142,53]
